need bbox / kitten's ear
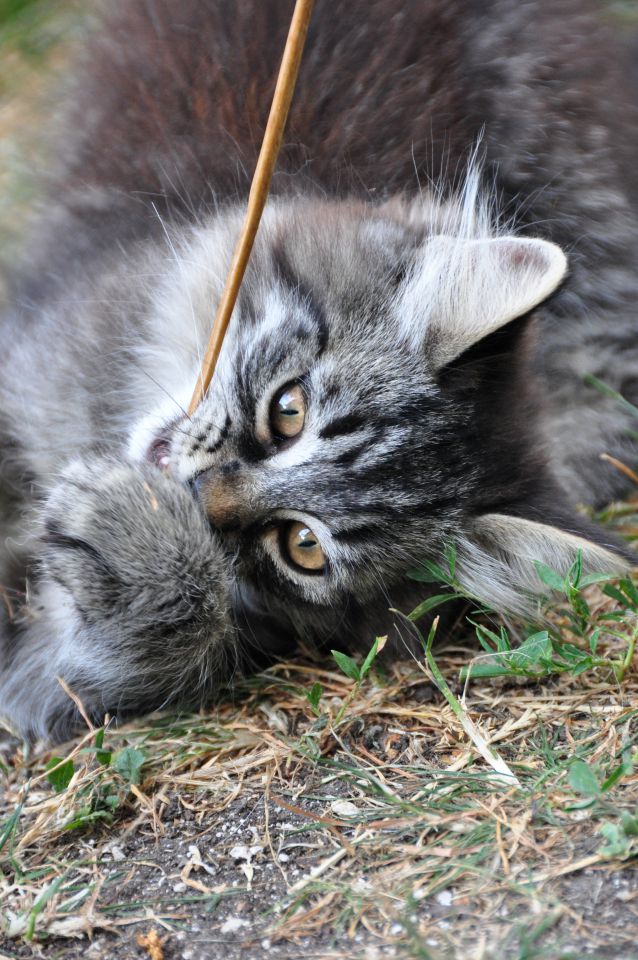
[454,512,631,615]
[400,236,567,366]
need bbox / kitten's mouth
[148,436,171,469]
[146,421,177,473]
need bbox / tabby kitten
[1,0,637,740]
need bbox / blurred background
[0,0,89,267]
[0,0,637,272]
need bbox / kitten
[1,0,636,741]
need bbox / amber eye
[283,521,326,572]
[270,383,306,439]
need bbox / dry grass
[2,517,638,958]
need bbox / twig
[188,0,315,415]
[55,675,95,733]
[420,617,521,787]
[600,452,638,488]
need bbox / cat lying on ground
[0,0,636,740]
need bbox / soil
[2,743,638,960]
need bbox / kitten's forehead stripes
[270,241,330,353]
[333,439,372,467]
[235,297,325,412]
[318,413,367,440]
[330,523,386,545]
[271,238,329,319]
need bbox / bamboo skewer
[187,0,315,417]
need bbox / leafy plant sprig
[41,727,147,832]
[326,636,386,725]
[408,546,638,687]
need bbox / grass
[0,0,88,276]
[2,521,638,956]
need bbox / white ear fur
[454,513,630,616]
[398,236,568,367]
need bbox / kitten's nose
[192,463,251,531]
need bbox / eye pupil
[296,528,317,549]
[271,383,306,439]
[285,521,325,572]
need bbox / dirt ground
[3,648,638,960]
[3,782,638,960]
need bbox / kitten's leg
[0,459,236,741]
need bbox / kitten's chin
[231,580,268,618]
[230,580,296,662]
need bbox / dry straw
[187,0,315,416]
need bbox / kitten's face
[158,206,453,613]
[130,196,603,629]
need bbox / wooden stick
[600,452,638,488]
[187,0,315,416]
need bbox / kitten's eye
[270,383,306,439]
[283,521,325,572]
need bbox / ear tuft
[399,235,568,367]
[453,512,631,616]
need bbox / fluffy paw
[42,457,232,633]
[37,457,235,712]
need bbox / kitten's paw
[0,459,237,741]
[41,457,232,638]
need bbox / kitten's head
[131,186,628,642]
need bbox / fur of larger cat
[1,0,637,740]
